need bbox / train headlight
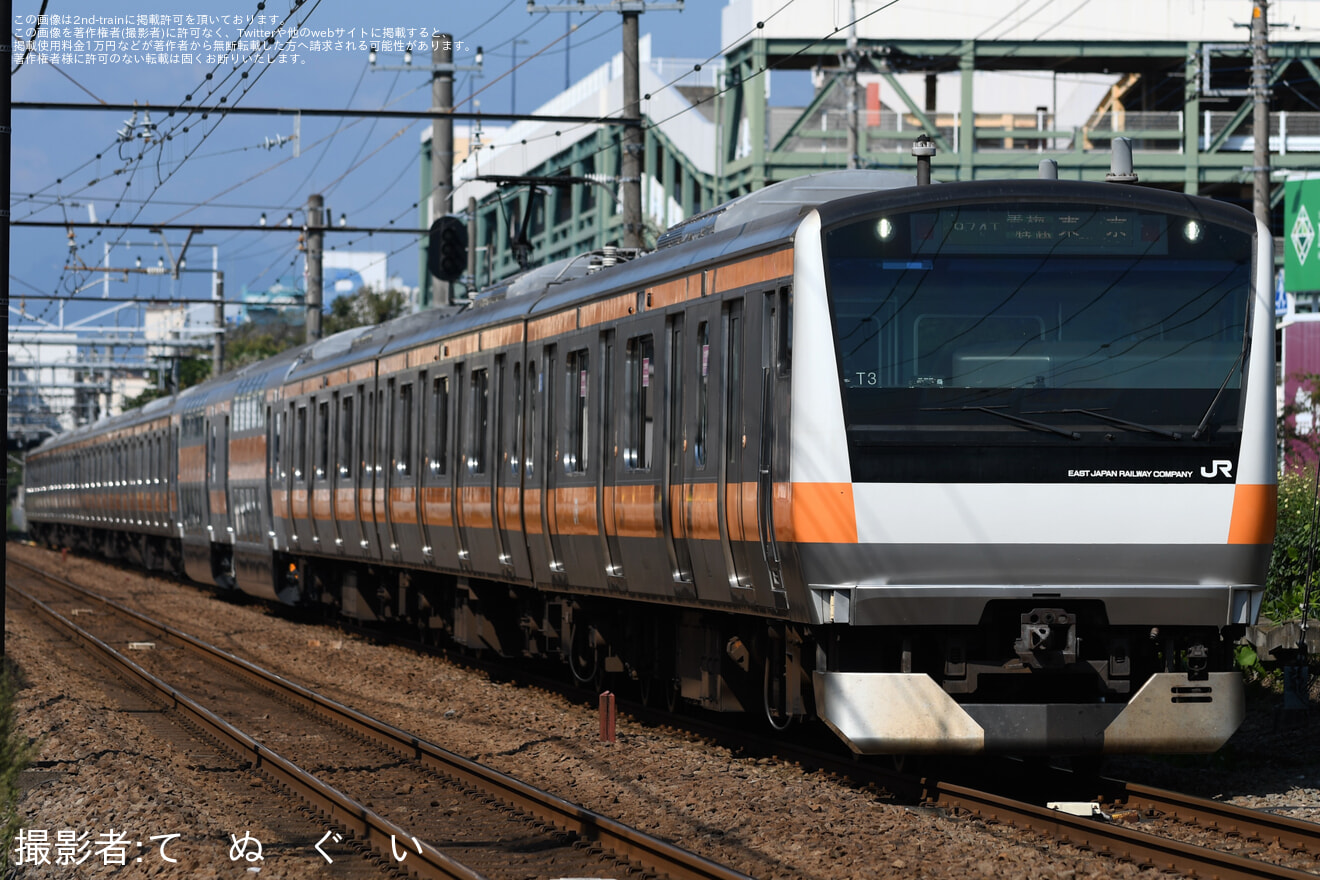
[875,217,895,241]
[1182,220,1203,243]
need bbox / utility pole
[433,32,454,307]
[213,270,225,376]
[845,0,859,170]
[1252,0,1271,230]
[529,1,684,250]
[467,195,479,290]
[306,193,324,342]
[621,10,643,248]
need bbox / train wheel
[763,658,792,732]
[569,625,600,687]
[664,678,681,713]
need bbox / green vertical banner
[1286,178,1320,293]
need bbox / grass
[1,659,36,880]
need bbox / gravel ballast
[9,542,1317,879]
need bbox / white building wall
[453,34,718,209]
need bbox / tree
[226,320,303,370]
[120,355,212,412]
[323,287,409,336]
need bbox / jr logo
[1200,460,1234,479]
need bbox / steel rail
[929,778,1319,880]
[7,558,754,880]
[1106,781,1320,857]
[6,580,486,880]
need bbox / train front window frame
[822,201,1253,437]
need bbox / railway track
[14,548,1320,880]
[676,718,1320,879]
[6,557,753,880]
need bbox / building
[420,0,1320,296]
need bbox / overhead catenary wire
[45,0,330,322]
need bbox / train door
[679,301,734,603]
[356,383,382,560]
[333,391,355,555]
[663,314,696,597]
[596,330,625,588]
[495,355,531,580]
[718,298,759,604]
[267,403,285,550]
[291,399,314,552]
[529,351,566,584]
[757,288,789,606]
[555,339,606,589]
[312,397,336,552]
[457,358,502,576]
[610,324,673,597]
[208,411,231,545]
[420,370,460,568]
[389,375,425,567]
[445,363,468,569]
[381,379,401,560]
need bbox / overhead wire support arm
[528,0,684,249]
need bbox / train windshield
[822,202,1254,479]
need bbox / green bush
[1,661,36,879]
[1266,469,1320,622]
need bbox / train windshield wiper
[923,405,1081,440]
[1024,408,1182,440]
[1191,344,1248,440]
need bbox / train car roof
[30,169,940,450]
[810,176,1257,232]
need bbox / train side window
[777,286,792,377]
[435,377,451,477]
[725,306,744,469]
[695,321,710,469]
[565,348,589,474]
[510,362,523,477]
[316,400,330,481]
[272,409,284,480]
[468,369,489,475]
[384,380,396,478]
[294,405,307,481]
[338,394,353,479]
[360,387,373,479]
[525,361,535,477]
[398,382,414,477]
[624,335,655,471]
[431,376,449,476]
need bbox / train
[23,165,1276,755]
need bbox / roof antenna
[912,133,936,186]
[1106,137,1138,184]
[1038,159,1058,180]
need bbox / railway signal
[427,215,469,283]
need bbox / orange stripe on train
[1228,483,1277,545]
[788,482,858,544]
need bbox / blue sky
[10,0,744,326]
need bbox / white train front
[24,170,1276,755]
